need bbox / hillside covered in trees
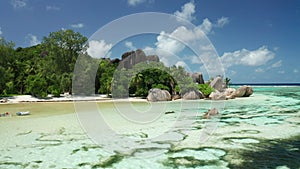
[0,29,214,98]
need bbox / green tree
[42,29,88,74]
[0,38,15,95]
[42,29,88,94]
[25,73,48,98]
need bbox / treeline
[0,29,213,98]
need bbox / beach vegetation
[197,83,214,97]
[0,28,219,98]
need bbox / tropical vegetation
[0,29,212,98]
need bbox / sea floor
[0,87,300,169]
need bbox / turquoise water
[0,86,300,168]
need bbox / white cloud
[124,41,136,50]
[0,27,2,35]
[11,0,26,9]
[156,31,185,54]
[278,70,285,74]
[127,0,145,6]
[294,69,298,73]
[87,40,112,58]
[215,17,229,28]
[221,46,275,69]
[255,68,265,73]
[174,1,196,22]
[199,18,213,34]
[46,5,60,11]
[142,2,229,70]
[71,23,84,28]
[175,61,190,71]
[26,34,40,46]
[271,60,282,68]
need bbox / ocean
[0,86,299,169]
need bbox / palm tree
[225,77,231,88]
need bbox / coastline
[0,95,148,104]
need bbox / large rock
[224,88,236,99]
[245,86,254,97]
[209,91,226,100]
[120,49,147,69]
[147,55,160,62]
[147,88,171,102]
[182,90,204,100]
[234,86,253,97]
[192,73,205,84]
[120,49,160,69]
[209,76,224,92]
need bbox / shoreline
[0,95,149,104]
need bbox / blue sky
[0,0,299,83]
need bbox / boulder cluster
[208,77,253,100]
[147,76,253,102]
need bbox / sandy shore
[0,94,148,104]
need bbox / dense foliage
[0,29,207,98]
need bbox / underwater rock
[203,108,219,119]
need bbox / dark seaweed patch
[91,154,124,168]
[78,162,90,167]
[225,135,300,169]
[0,161,29,168]
[233,130,260,134]
[162,156,223,168]
[274,92,300,100]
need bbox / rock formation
[119,49,159,69]
[147,88,171,102]
[209,76,224,92]
[234,86,253,97]
[191,73,205,84]
[182,90,204,100]
[209,91,227,100]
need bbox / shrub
[198,83,214,97]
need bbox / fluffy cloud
[199,18,213,34]
[221,46,275,69]
[26,34,40,46]
[124,41,136,50]
[278,70,285,74]
[71,23,84,28]
[215,17,229,28]
[87,40,112,58]
[11,0,26,9]
[46,5,60,11]
[0,27,2,35]
[174,1,196,22]
[127,0,145,6]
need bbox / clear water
[0,86,299,169]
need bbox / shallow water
[0,86,300,169]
